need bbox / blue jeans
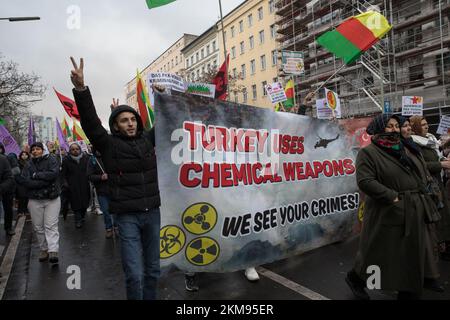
[97,195,116,230]
[115,208,161,300]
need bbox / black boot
[345,270,370,300]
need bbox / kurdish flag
[136,70,155,130]
[146,0,176,9]
[317,11,392,65]
[72,120,90,143]
[282,79,295,109]
[62,117,72,139]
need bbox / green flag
[146,0,176,9]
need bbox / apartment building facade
[275,0,450,130]
[217,0,279,108]
[182,26,221,82]
[124,33,197,109]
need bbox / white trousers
[28,198,61,253]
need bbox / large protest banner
[155,93,364,272]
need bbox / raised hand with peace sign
[110,98,120,111]
[70,56,85,91]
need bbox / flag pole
[218,0,229,101]
[312,64,346,95]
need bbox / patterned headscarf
[366,114,401,135]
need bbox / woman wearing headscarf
[18,142,61,263]
[410,116,450,262]
[346,114,441,300]
[62,142,91,229]
[16,151,30,217]
[398,116,444,293]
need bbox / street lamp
[0,17,40,22]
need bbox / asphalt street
[1,213,449,300]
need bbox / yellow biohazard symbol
[185,237,220,266]
[182,203,218,235]
[160,225,186,259]
[327,91,337,110]
[358,201,365,222]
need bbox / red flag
[54,88,80,121]
[212,54,229,101]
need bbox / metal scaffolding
[275,0,450,130]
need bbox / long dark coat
[419,145,450,242]
[62,155,91,211]
[354,143,439,294]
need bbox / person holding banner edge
[410,116,450,263]
[69,57,161,300]
[347,114,443,300]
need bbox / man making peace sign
[70,57,160,300]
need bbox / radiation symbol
[160,225,186,259]
[182,203,218,235]
[185,237,220,266]
[327,91,337,110]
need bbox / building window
[207,63,211,71]
[258,7,263,20]
[212,41,216,51]
[240,41,245,55]
[249,36,254,49]
[213,60,217,67]
[196,52,199,62]
[231,46,236,59]
[233,68,237,78]
[223,31,227,41]
[272,50,277,66]
[261,55,266,70]
[241,64,246,79]
[239,20,244,33]
[171,59,174,68]
[186,59,189,68]
[196,70,200,79]
[206,45,210,55]
[191,56,194,65]
[269,0,275,14]
[270,24,276,39]
[234,93,238,103]
[252,84,257,100]
[248,14,253,27]
[250,59,256,74]
[201,49,204,59]
[259,30,265,44]
[176,56,179,65]
[243,89,248,104]
[231,26,235,38]
[202,66,205,75]
[262,81,268,96]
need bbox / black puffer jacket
[18,154,61,200]
[0,154,14,201]
[73,87,160,214]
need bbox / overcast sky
[1,0,244,126]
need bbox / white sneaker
[245,267,260,282]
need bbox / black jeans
[60,189,70,218]
[3,193,14,231]
[17,196,28,214]
[74,209,87,225]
